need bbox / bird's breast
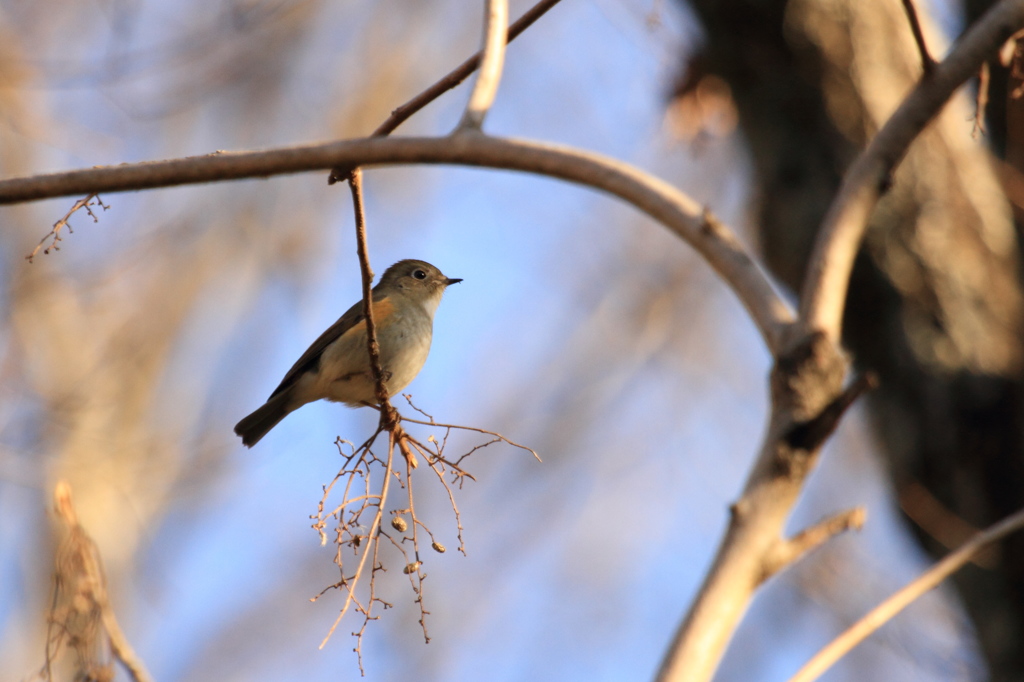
[312,305,434,406]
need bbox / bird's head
[377,259,462,316]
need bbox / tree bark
[678,0,1024,678]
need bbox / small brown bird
[234,259,461,447]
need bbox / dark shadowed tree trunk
[676,0,1024,678]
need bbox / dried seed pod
[403,561,422,575]
[391,517,408,532]
[431,541,446,554]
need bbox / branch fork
[761,508,867,583]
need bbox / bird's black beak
[445,278,463,286]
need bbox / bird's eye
[413,269,427,280]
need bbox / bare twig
[311,402,523,662]
[788,506,1024,682]
[800,0,1024,341]
[401,411,542,462]
[400,452,431,641]
[311,170,413,662]
[26,193,107,262]
[457,0,509,131]
[347,168,418,470]
[418,440,469,554]
[0,134,793,354]
[901,0,936,74]
[317,430,397,656]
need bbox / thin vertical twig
[901,0,936,74]
[346,169,392,414]
[457,0,509,130]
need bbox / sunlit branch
[458,0,509,130]
[656,332,853,682]
[401,411,541,462]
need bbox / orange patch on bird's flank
[372,297,396,323]
[338,297,397,342]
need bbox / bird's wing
[268,292,392,399]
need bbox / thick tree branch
[457,0,508,131]
[782,372,877,452]
[0,134,793,354]
[656,332,852,682]
[800,0,1024,341]
[788,506,1024,682]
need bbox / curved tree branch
[0,134,793,354]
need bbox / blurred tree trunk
[677,0,1024,678]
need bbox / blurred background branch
[790,504,1024,682]
[47,481,152,682]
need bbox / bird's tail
[234,392,292,448]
